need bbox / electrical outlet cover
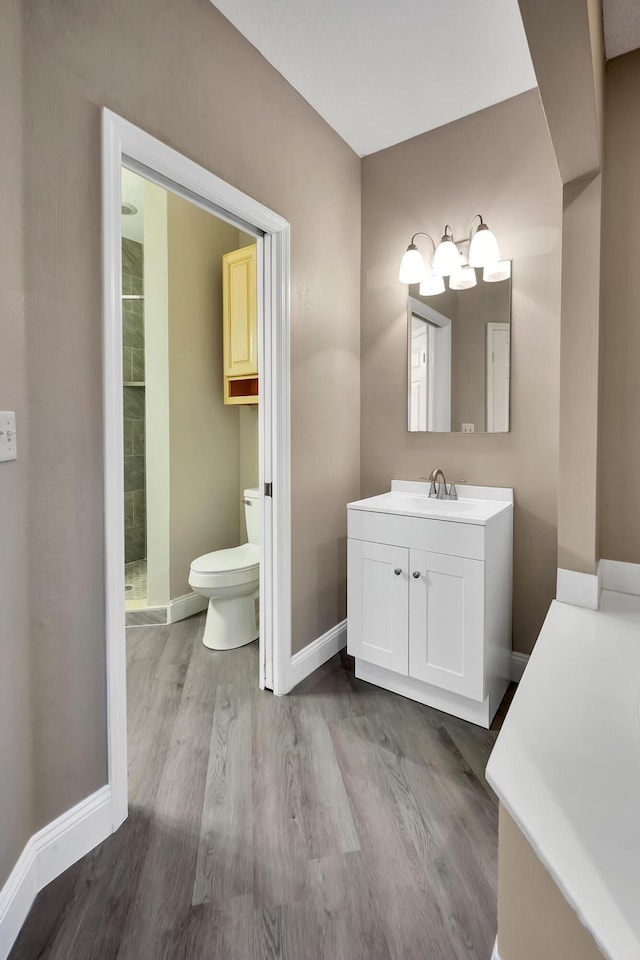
[0,411,17,462]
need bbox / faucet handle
[448,479,466,500]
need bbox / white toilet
[188,488,260,650]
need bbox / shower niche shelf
[123,381,145,388]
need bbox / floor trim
[598,559,640,597]
[491,938,501,960]
[511,651,529,683]
[0,786,112,960]
[288,619,347,691]
[167,592,208,624]
[556,566,600,610]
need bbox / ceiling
[210,0,537,157]
[603,0,640,59]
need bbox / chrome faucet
[424,468,465,500]
[428,467,447,499]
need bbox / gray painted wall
[0,0,36,882]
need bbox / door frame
[486,321,510,432]
[407,297,452,432]
[102,109,291,829]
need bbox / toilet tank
[243,488,261,545]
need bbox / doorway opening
[103,110,291,830]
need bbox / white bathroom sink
[388,495,475,516]
[348,480,513,526]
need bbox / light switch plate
[0,412,17,462]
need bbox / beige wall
[239,405,259,540]
[600,49,640,563]
[167,192,243,599]
[498,807,605,960]
[22,0,360,834]
[361,90,562,655]
[518,0,605,575]
[0,0,36,882]
[557,172,602,573]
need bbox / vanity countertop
[486,591,640,960]
[348,480,513,526]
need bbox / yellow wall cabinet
[222,243,258,404]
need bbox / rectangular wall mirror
[407,269,511,433]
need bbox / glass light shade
[468,224,501,267]
[449,265,477,291]
[483,260,511,283]
[432,238,462,277]
[399,245,427,284]
[419,273,445,296]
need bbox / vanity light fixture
[398,232,436,284]
[400,215,507,290]
[419,273,446,296]
[468,214,501,268]
[483,260,511,283]
[432,225,462,277]
[449,264,477,290]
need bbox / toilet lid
[191,543,260,575]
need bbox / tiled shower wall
[122,237,146,564]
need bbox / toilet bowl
[188,489,260,650]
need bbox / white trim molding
[288,620,347,691]
[102,109,292,826]
[491,938,502,960]
[556,567,600,610]
[167,592,208,624]
[598,559,640,597]
[0,787,112,960]
[511,651,529,683]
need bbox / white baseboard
[0,786,112,960]
[491,938,502,960]
[288,619,347,691]
[556,567,600,610]
[511,651,529,683]
[167,591,208,624]
[598,559,640,597]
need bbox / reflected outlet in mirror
[407,267,511,433]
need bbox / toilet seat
[189,543,260,590]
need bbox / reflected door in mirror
[407,269,511,433]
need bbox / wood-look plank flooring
[10,613,514,960]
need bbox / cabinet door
[223,244,257,377]
[409,550,484,700]
[347,540,409,674]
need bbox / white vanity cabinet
[347,481,513,728]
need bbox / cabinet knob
[394,568,402,576]
[412,571,420,579]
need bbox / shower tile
[124,455,145,493]
[125,524,146,563]
[124,491,134,529]
[133,490,146,528]
[122,238,143,279]
[123,419,134,456]
[122,346,133,383]
[122,274,132,295]
[132,419,145,456]
[131,347,145,383]
[123,309,144,349]
[130,273,143,296]
[123,385,145,420]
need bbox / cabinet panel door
[409,550,484,700]
[347,540,409,675]
[223,244,257,377]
